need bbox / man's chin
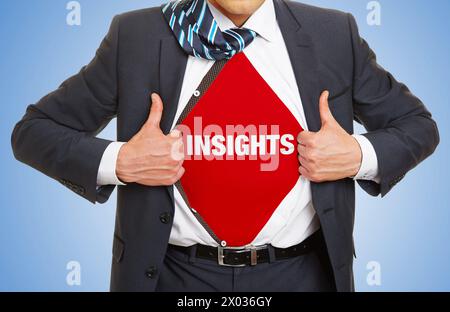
[210,0,264,16]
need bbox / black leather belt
[169,231,323,267]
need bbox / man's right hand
[116,93,185,186]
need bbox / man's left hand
[297,91,362,183]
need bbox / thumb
[146,93,164,129]
[319,90,334,127]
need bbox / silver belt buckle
[217,245,265,267]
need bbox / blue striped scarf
[161,0,257,60]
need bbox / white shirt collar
[207,0,278,42]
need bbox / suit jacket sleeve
[347,14,439,197]
[11,15,122,204]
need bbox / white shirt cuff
[352,134,381,183]
[97,142,127,186]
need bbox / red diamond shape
[179,53,303,246]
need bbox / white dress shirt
[97,0,380,248]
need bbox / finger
[169,129,182,139]
[319,90,334,126]
[297,130,315,146]
[139,166,185,186]
[299,166,312,180]
[298,152,313,169]
[297,144,308,157]
[160,160,184,175]
[170,138,185,161]
[298,145,313,163]
[167,166,185,185]
[298,153,307,166]
[146,93,164,128]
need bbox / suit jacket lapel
[274,0,322,133]
[159,35,188,205]
[159,36,188,134]
[275,0,333,214]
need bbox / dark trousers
[155,235,336,292]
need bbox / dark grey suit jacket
[11,0,439,292]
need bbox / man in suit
[11,0,439,292]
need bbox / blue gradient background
[0,0,448,292]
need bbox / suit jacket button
[159,212,172,224]
[146,266,158,279]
